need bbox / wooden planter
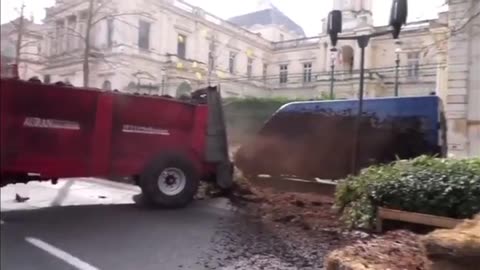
[376,207,464,233]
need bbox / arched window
[340,45,355,73]
[127,81,136,92]
[176,80,192,98]
[102,80,112,90]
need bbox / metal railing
[272,36,321,50]
[171,0,270,47]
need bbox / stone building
[0,18,45,80]
[445,0,479,157]
[33,0,447,99]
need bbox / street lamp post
[394,47,401,96]
[160,68,166,95]
[327,0,408,175]
[330,48,337,99]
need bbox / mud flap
[216,161,234,189]
[205,86,233,189]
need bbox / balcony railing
[272,36,321,50]
[170,0,270,47]
[262,65,439,90]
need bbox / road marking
[25,237,99,270]
[0,220,4,225]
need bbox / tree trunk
[83,42,90,87]
[15,4,25,66]
[83,0,95,87]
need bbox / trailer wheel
[139,153,199,208]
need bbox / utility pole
[394,47,401,96]
[15,2,26,66]
[350,35,369,174]
[329,48,337,99]
[207,35,216,86]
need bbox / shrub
[335,156,480,229]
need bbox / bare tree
[14,3,26,66]
[5,3,43,64]
[46,0,146,87]
[82,0,146,87]
[83,0,95,87]
[2,3,47,80]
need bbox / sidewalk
[0,178,141,212]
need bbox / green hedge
[223,96,335,145]
[335,156,480,229]
[223,98,301,144]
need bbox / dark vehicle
[236,96,447,180]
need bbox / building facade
[445,0,480,157]
[33,0,447,99]
[0,18,45,80]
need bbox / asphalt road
[0,179,236,270]
[1,179,331,270]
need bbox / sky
[1,0,446,36]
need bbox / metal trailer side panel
[0,79,214,183]
[107,93,207,177]
[0,79,99,178]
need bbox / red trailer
[0,66,232,208]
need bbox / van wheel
[139,153,199,208]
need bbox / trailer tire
[139,153,199,208]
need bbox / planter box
[376,207,464,233]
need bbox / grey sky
[1,0,446,36]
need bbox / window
[208,41,215,71]
[55,20,65,54]
[78,11,87,49]
[66,16,76,51]
[407,52,420,79]
[47,32,55,55]
[177,34,187,58]
[263,63,268,81]
[303,62,312,83]
[280,34,284,41]
[208,52,214,71]
[247,58,253,78]
[43,75,51,84]
[127,81,136,90]
[107,18,114,48]
[77,23,85,48]
[229,52,236,74]
[102,80,112,90]
[79,11,88,20]
[279,64,288,84]
[138,20,151,50]
[4,44,15,57]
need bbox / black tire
[139,153,199,208]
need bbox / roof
[228,7,305,37]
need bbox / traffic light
[389,0,408,39]
[327,10,342,47]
